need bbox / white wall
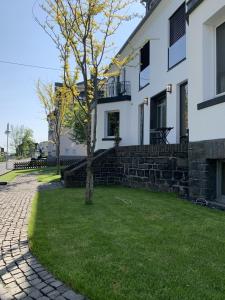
[95,0,188,150]
[48,128,86,157]
[188,0,225,142]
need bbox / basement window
[217,161,225,202]
[139,41,150,89]
[106,111,120,137]
[168,3,186,69]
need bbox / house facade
[187,0,225,203]
[92,0,225,204]
[48,126,86,160]
[95,0,188,150]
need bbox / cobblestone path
[0,174,87,300]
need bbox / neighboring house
[92,0,225,203]
[38,141,49,157]
[48,127,86,159]
[47,82,87,160]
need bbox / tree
[36,0,135,204]
[65,101,87,144]
[36,80,71,174]
[10,125,25,154]
[19,129,36,158]
[11,126,36,158]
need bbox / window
[106,111,120,137]
[217,161,225,202]
[168,3,186,69]
[150,91,167,144]
[180,82,189,143]
[139,41,150,89]
[170,3,186,47]
[156,100,166,128]
[217,21,225,95]
[139,104,144,145]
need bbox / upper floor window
[139,41,150,89]
[216,21,225,95]
[168,3,186,69]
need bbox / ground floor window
[106,111,120,137]
[217,161,225,201]
[139,104,144,145]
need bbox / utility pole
[5,123,10,169]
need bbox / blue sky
[0,0,144,150]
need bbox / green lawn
[28,187,225,300]
[0,167,60,183]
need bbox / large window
[139,41,150,89]
[168,3,186,69]
[150,92,167,144]
[106,111,120,137]
[216,21,225,95]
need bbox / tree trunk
[56,140,60,175]
[85,156,93,204]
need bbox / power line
[0,59,61,71]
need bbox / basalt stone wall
[64,144,189,198]
[64,148,118,187]
[113,144,189,198]
[188,139,225,201]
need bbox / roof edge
[116,0,162,57]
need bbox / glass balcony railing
[139,66,150,89]
[168,34,186,69]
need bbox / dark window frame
[180,81,189,143]
[216,21,225,95]
[169,2,186,47]
[139,41,150,90]
[168,2,186,70]
[105,111,120,137]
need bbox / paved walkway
[0,174,87,300]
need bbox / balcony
[168,35,186,70]
[97,81,131,104]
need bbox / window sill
[168,57,186,71]
[139,82,150,91]
[102,137,122,141]
[197,94,225,110]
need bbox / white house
[187,0,225,203]
[38,141,48,157]
[48,126,86,159]
[95,0,188,150]
[93,0,225,203]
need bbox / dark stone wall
[64,139,225,203]
[188,139,225,201]
[64,148,118,187]
[64,144,189,198]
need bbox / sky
[0,0,144,150]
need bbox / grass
[0,167,60,183]
[28,187,225,300]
